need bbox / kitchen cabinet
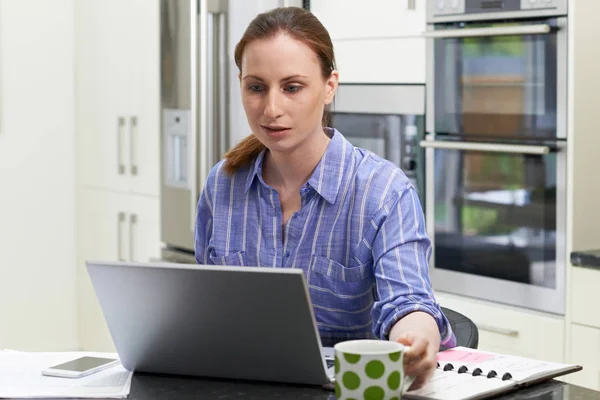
[569,323,600,391]
[435,291,565,363]
[571,267,600,328]
[77,187,160,352]
[74,0,162,351]
[569,268,600,390]
[310,0,426,84]
[75,0,160,197]
[310,0,425,39]
[333,37,426,84]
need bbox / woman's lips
[261,125,291,138]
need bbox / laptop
[86,260,335,386]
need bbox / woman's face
[239,34,338,154]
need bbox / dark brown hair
[223,6,336,175]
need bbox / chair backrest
[441,307,479,349]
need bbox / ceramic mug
[333,339,416,400]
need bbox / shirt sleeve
[194,166,217,265]
[370,185,456,348]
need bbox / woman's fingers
[395,331,437,390]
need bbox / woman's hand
[396,330,437,390]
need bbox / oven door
[423,139,566,315]
[425,17,567,140]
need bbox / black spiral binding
[439,363,513,381]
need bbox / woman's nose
[264,89,284,119]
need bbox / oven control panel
[432,0,465,15]
[521,0,559,10]
[427,0,566,20]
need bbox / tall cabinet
[74,0,161,352]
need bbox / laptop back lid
[86,261,330,385]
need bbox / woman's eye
[248,84,263,92]
[285,85,302,93]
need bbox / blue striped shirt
[194,128,456,348]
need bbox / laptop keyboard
[326,359,335,369]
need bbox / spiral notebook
[405,347,582,400]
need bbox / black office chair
[441,307,479,349]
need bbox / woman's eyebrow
[242,74,308,82]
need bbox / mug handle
[399,345,417,394]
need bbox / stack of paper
[0,349,133,398]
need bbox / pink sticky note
[437,349,495,363]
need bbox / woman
[194,6,456,389]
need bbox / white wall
[0,0,78,351]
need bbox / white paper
[404,347,581,400]
[405,369,514,400]
[0,350,133,398]
[435,347,575,383]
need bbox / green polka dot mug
[333,339,416,400]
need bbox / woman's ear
[324,70,339,105]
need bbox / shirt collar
[244,148,267,194]
[306,128,346,204]
[244,128,349,205]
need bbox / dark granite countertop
[5,373,599,400]
[91,373,600,400]
[571,250,600,269]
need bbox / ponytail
[223,134,266,175]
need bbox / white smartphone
[41,356,120,378]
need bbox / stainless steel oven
[330,84,426,206]
[422,0,568,314]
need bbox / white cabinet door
[311,0,427,84]
[334,37,426,84]
[311,0,425,39]
[128,194,161,263]
[76,0,160,196]
[571,267,600,329]
[435,291,565,363]
[570,324,600,391]
[77,188,128,352]
[77,188,161,351]
[75,0,131,193]
[129,0,160,197]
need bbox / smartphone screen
[49,356,117,372]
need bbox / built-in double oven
[423,0,568,314]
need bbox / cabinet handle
[407,0,416,10]
[117,212,126,261]
[129,116,138,176]
[478,324,519,337]
[129,213,137,261]
[117,117,126,175]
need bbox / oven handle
[419,140,552,155]
[422,24,552,39]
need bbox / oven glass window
[433,148,557,288]
[434,20,558,139]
